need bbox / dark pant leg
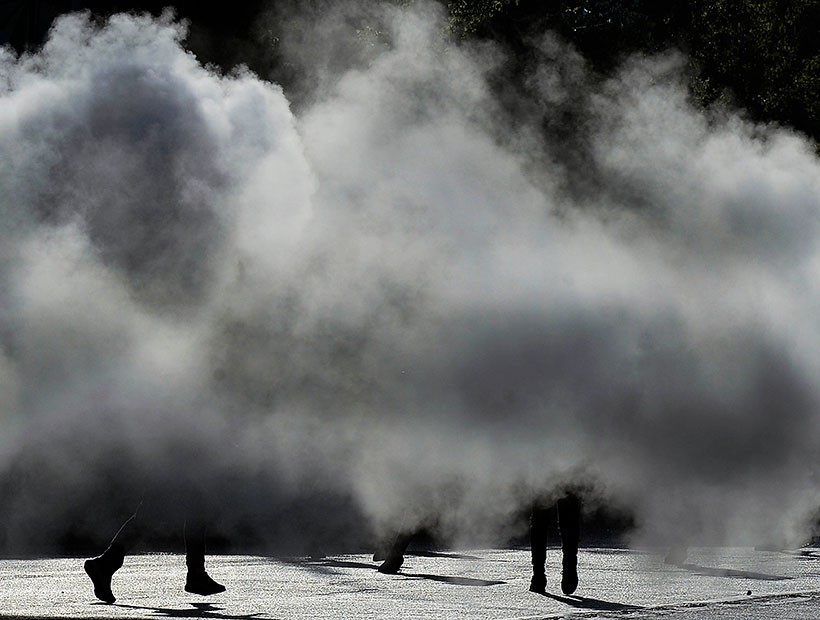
[184,519,207,573]
[557,493,581,556]
[182,517,226,594]
[530,505,552,575]
[387,531,414,559]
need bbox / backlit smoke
[1,3,820,555]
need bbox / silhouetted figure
[529,492,581,595]
[84,502,224,604]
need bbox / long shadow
[791,549,820,560]
[581,548,632,556]
[411,550,482,561]
[402,572,505,587]
[316,559,379,570]
[114,601,269,619]
[540,591,644,612]
[274,557,377,577]
[675,562,792,581]
[288,557,505,587]
[307,558,378,571]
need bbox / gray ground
[1,547,819,619]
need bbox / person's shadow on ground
[399,572,505,586]
[112,601,269,619]
[665,559,792,581]
[539,591,644,613]
[291,557,506,586]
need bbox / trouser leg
[184,519,206,573]
[528,504,552,593]
[557,492,581,595]
[557,493,580,557]
[183,518,226,595]
[530,505,551,575]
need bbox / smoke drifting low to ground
[1,3,820,555]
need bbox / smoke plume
[1,3,820,555]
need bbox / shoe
[185,571,226,595]
[377,553,404,574]
[529,573,546,594]
[84,548,124,604]
[561,553,578,595]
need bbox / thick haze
[1,2,820,554]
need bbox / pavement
[1,546,819,619]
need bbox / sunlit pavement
[1,547,819,619]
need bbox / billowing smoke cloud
[2,3,820,555]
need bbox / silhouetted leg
[377,531,414,574]
[183,519,225,595]
[84,506,142,603]
[529,505,551,593]
[557,493,581,595]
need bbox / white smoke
[1,4,819,554]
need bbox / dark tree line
[3,1,820,141]
[446,0,820,142]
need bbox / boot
[377,551,404,574]
[185,570,226,595]
[529,571,546,594]
[376,532,412,574]
[561,552,578,595]
[185,543,225,595]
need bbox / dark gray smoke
[1,4,820,555]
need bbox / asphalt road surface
[1,546,819,619]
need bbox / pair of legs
[530,492,581,595]
[373,492,582,595]
[84,503,225,603]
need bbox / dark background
[4,1,820,143]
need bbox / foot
[377,553,404,574]
[529,572,546,594]
[561,553,578,595]
[185,571,226,595]
[84,554,122,604]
